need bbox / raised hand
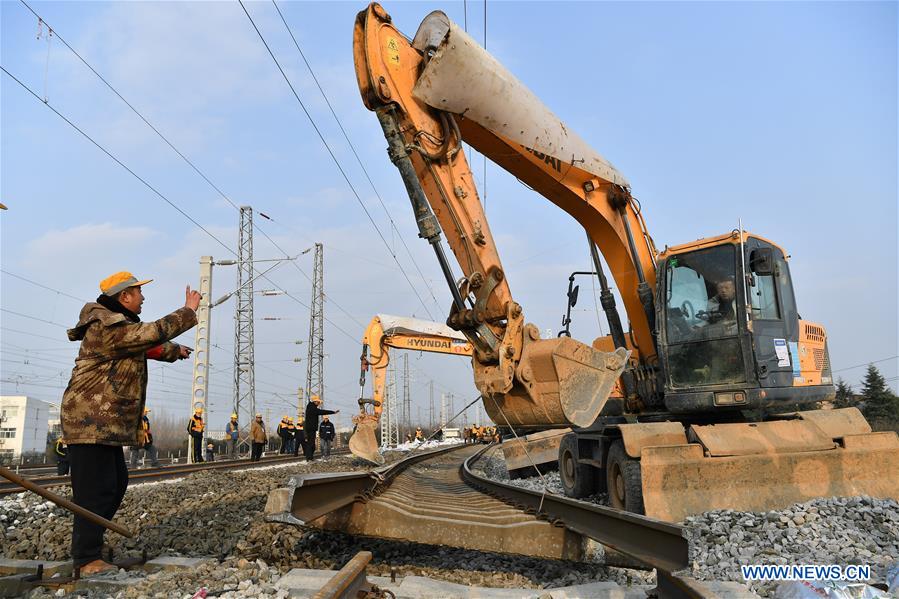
[185,285,202,311]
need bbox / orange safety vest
[189,415,204,433]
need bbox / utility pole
[440,393,448,428]
[402,354,410,440]
[189,256,213,463]
[429,381,434,430]
[305,243,324,405]
[233,206,256,452]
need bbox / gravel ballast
[474,446,899,597]
[2,449,648,598]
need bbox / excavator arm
[355,4,630,427]
[350,314,473,464]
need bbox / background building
[0,396,51,460]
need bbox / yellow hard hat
[194,407,203,415]
[100,271,153,296]
[255,413,262,418]
[283,414,289,420]
[311,395,321,403]
[143,407,150,414]
[231,413,238,419]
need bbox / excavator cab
[658,232,834,415]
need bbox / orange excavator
[353,4,899,520]
[350,314,473,464]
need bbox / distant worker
[303,395,338,461]
[415,427,424,442]
[225,413,239,459]
[277,416,290,454]
[286,417,297,454]
[250,413,267,462]
[131,407,159,468]
[292,418,305,457]
[61,272,198,574]
[319,415,335,460]
[405,432,413,443]
[187,407,205,463]
[205,443,215,462]
[54,438,69,476]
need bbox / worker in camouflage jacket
[61,271,200,575]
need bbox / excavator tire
[559,433,595,499]
[607,440,644,514]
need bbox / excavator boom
[354,4,629,432]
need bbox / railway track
[0,449,349,496]
[266,443,710,598]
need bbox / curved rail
[265,443,468,526]
[461,445,718,599]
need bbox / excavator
[350,314,473,464]
[353,3,899,521]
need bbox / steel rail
[460,445,703,598]
[265,443,468,526]
[0,450,350,496]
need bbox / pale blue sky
[1,1,896,429]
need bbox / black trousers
[303,431,316,460]
[190,433,203,462]
[293,432,304,456]
[68,444,128,567]
[251,442,265,461]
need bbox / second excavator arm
[350,314,473,463]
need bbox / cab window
[749,273,780,319]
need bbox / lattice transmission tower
[402,353,411,438]
[233,206,256,447]
[380,361,399,448]
[305,243,325,404]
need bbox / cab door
[744,240,797,388]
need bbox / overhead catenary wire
[0,74,355,349]
[238,0,436,321]
[271,0,443,318]
[13,1,368,338]
[0,66,235,257]
[1,269,89,303]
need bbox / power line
[271,0,442,318]
[0,308,67,328]
[14,2,370,339]
[0,327,70,344]
[238,0,435,320]
[1,269,89,302]
[0,66,235,256]
[832,356,898,374]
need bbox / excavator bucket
[635,409,899,522]
[349,415,385,466]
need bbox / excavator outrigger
[350,314,473,464]
[353,3,899,521]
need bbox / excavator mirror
[750,248,775,276]
[568,285,580,307]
